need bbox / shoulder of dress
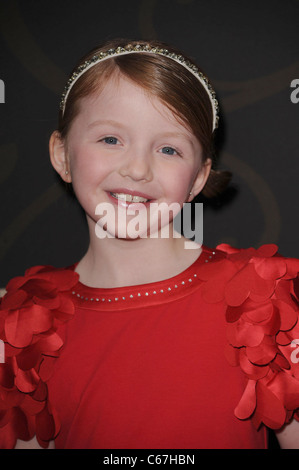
[1,264,79,308]
[205,244,299,430]
[214,243,299,281]
[2,263,79,294]
[0,262,79,346]
[0,263,79,448]
[198,243,299,304]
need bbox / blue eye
[101,136,118,145]
[161,146,178,156]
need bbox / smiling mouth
[110,192,150,203]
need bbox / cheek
[70,146,111,186]
[69,155,104,211]
[163,168,195,201]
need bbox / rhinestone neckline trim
[71,251,216,303]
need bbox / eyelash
[99,137,181,157]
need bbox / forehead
[76,73,195,137]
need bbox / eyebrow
[157,131,194,142]
[87,119,126,129]
[86,120,195,147]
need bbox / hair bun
[202,168,232,198]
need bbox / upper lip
[107,188,153,200]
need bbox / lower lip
[107,192,153,209]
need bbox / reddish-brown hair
[58,38,231,197]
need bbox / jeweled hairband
[60,44,219,131]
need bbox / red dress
[1,244,299,449]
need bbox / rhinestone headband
[60,44,219,131]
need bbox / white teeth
[111,192,149,203]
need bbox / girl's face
[51,74,211,240]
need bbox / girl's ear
[188,158,212,201]
[49,131,72,183]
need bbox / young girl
[1,38,299,450]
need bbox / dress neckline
[68,246,217,310]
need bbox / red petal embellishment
[249,277,275,302]
[5,309,33,348]
[254,257,286,280]
[5,304,52,348]
[11,407,32,441]
[285,258,299,278]
[38,356,57,382]
[273,299,298,331]
[21,395,45,415]
[32,295,60,310]
[24,265,51,276]
[22,279,56,299]
[256,244,278,257]
[227,320,264,347]
[276,331,292,346]
[244,301,273,323]
[224,342,239,366]
[31,380,48,401]
[1,289,28,310]
[255,381,286,429]
[0,263,79,448]
[226,305,244,323]
[0,386,25,408]
[259,307,281,336]
[239,349,269,380]
[5,276,28,293]
[0,361,15,388]
[273,352,291,371]
[246,336,277,365]
[36,405,55,442]
[269,372,299,411]
[293,276,299,300]
[15,368,40,393]
[52,294,75,322]
[46,270,79,291]
[234,379,256,419]
[16,344,41,371]
[216,243,240,254]
[225,264,254,306]
[37,332,63,355]
[0,410,11,428]
[219,244,299,431]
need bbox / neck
[75,219,202,288]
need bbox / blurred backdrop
[0,0,298,283]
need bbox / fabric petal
[0,289,28,310]
[255,381,286,429]
[246,336,277,365]
[219,244,299,431]
[273,299,298,331]
[5,304,52,348]
[0,263,78,448]
[234,379,256,420]
[253,257,286,280]
[239,349,270,380]
[227,320,264,348]
[15,368,40,393]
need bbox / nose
[119,147,153,182]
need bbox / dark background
[0,0,298,448]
